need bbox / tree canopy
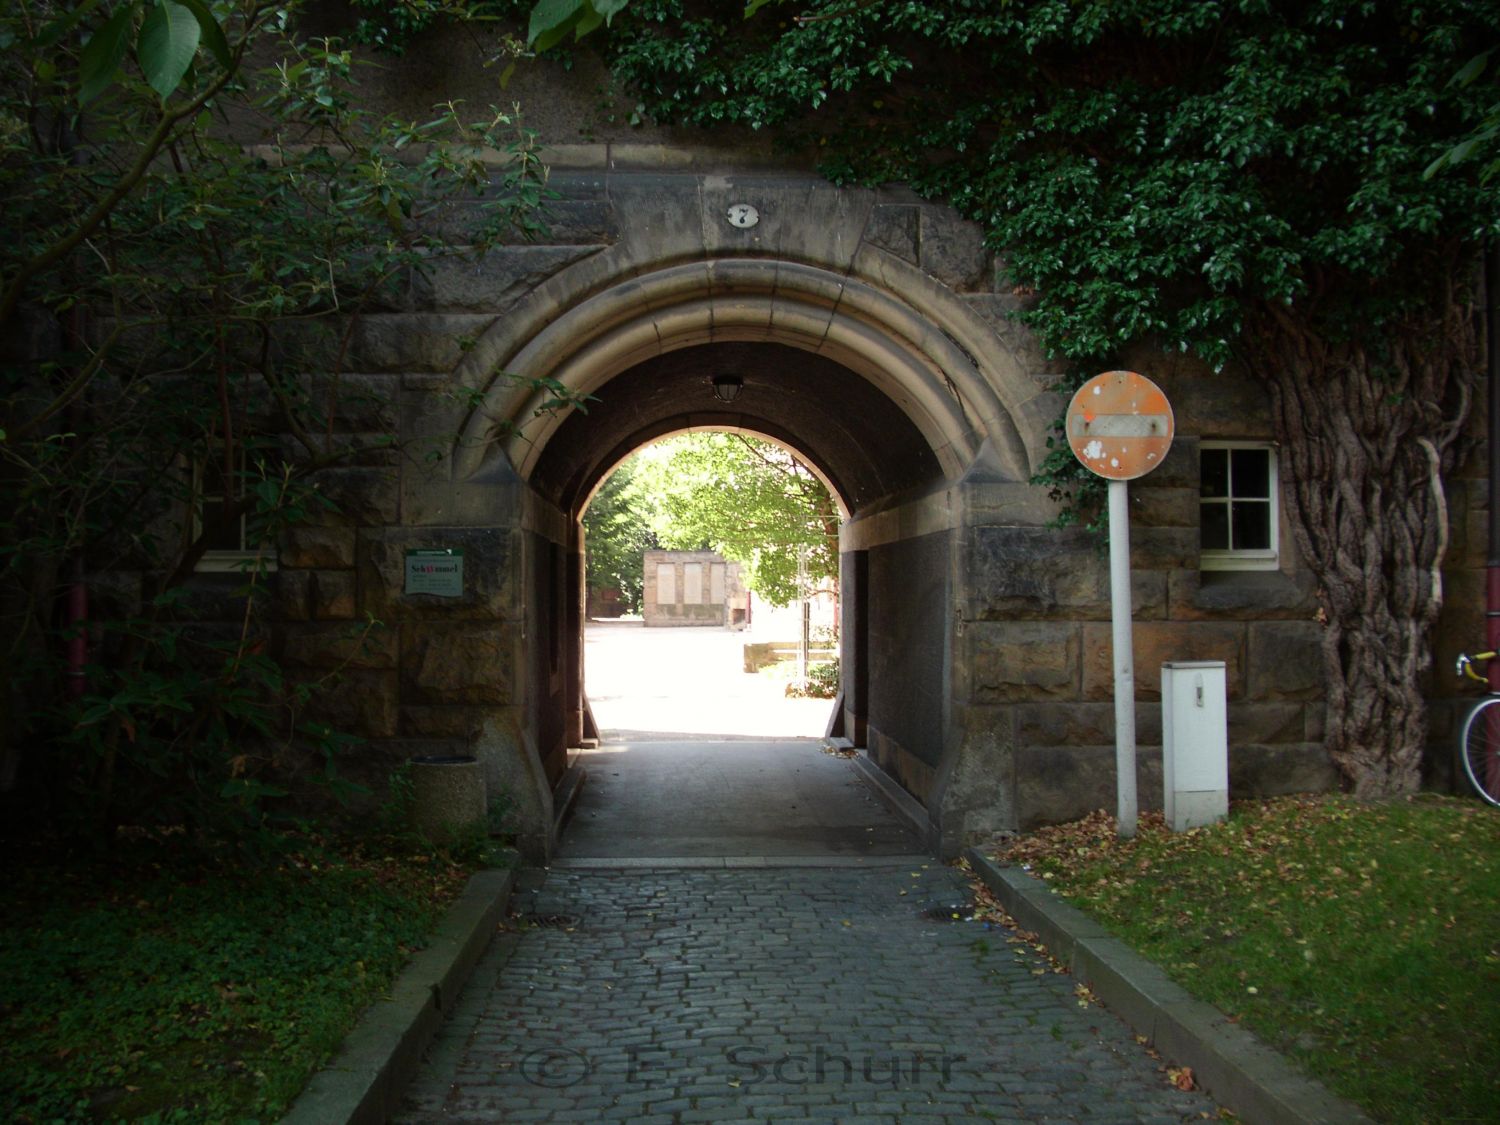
[582,458,658,613]
[557,1,1492,350]
[591,433,840,609]
[0,0,553,837]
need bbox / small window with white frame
[1200,441,1278,570]
[193,447,276,573]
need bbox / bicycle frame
[1456,651,1500,807]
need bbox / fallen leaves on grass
[985,794,1500,1125]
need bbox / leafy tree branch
[0,0,558,839]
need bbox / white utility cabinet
[1161,660,1229,831]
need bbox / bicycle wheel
[1460,697,1500,808]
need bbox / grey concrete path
[396,864,1220,1124]
[392,624,1219,1122]
[559,741,923,859]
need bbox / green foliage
[582,458,658,612]
[581,433,840,609]
[1033,422,1107,535]
[593,0,1498,363]
[0,834,474,1123]
[377,757,419,829]
[1427,49,1500,183]
[529,0,630,50]
[347,4,1497,360]
[345,0,491,52]
[628,432,839,608]
[341,0,624,55]
[73,0,234,105]
[785,658,838,699]
[993,796,1500,1124]
[136,0,205,100]
[484,0,1497,538]
[0,0,557,842]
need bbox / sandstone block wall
[642,550,744,628]
[211,127,1485,852]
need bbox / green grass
[989,795,1500,1124]
[0,834,475,1124]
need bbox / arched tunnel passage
[463,251,1044,858]
[528,340,951,856]
[530,342,944,514]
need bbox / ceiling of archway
[530,342,944,514]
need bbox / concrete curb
[848,746,937,852]
[551,854,935,869]
[280,868,514,1125]
[964,850,1373,1125]
[552,761,587,839]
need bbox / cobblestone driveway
[398,863,1219,1124]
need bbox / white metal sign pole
[1108,479,1138,839]
[1065,370,1171,843]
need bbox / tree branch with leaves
[625,433,839,609]
[0,0,556,839]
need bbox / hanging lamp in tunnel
[710,375,744,404]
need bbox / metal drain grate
[515,912,581,929]
[920,902,975,923]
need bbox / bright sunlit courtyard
[583,603,837,741]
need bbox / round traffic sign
[1065,370,1175,481]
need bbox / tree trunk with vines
[1247,268,1481,796]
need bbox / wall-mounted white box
[1161,661,1229,831]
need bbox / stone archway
[450,254,1045,484]
[435,224,1060,858]
[282,171,1339,865]
[539,340,936,746]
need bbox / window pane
[1201,502,1230,550]
[1231,499,1272,550]
[202,506,242,550]
[1231,448,1270,499]
[1201,448,1229,499]
[200,458,242,550]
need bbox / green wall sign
[404,548,464,597]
